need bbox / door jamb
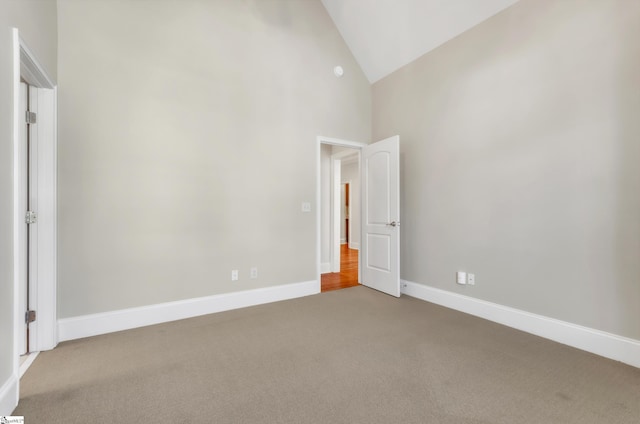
[13,29,58,380]
[316,136,366,292]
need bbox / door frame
[12,29,58,375]
[341,181,350,246]
[316,136,366,292]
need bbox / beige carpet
[15,286,640,423]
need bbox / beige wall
[373,0,640,339]
[56,0,371,318]
[0,0,57,410]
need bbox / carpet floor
[15,286,640,423]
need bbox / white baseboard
[320,262,331,274]
[0,374,18,416]
[401,280,640,369]
[58,280,318,342]
[348,242,360,250]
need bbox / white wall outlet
[301,202,311,212]
[250,267,258,279]
[456,271,467,285]
[231,270,239,281]
[467,273,475,285]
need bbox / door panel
[366,233,391,271]
[361,135,400,297]
[366,152,390,224]
[17,82,28,355]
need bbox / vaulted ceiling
[321,0,521,83]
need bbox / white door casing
[361,136,400,297]
[13,30,58,363]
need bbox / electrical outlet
[301,202,311,212]
[231,270,239,281]
[456,271,467,285]
[467,273,475,285]
[250,267,258,279]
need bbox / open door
[361,135,400,297]
[17,82,28,355]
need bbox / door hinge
[25,210,37,224]
[25,111,37,124]
[25,310,36,324]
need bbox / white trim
[9,28,21,417]
[19,38,55,89]
[342,178,354,250]
[27,85,38,354]
[0,374,18,416]
[58,280,318,342]
[19,352,39,378]
[16,81,27,357]
[320,262,331,274]
[12,31,58,359]
[348,242,360,250]
[316,136,365,149]
[401,280,640,369]
[29,87,58,351]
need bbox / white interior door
[361,135,400,297]
[17,82,28,355]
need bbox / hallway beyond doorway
[321,245,358,292]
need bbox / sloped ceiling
[321,0,520,83]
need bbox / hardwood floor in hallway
[321,244,359,292]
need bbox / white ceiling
[321,0,520,83]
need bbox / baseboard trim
[320,262,331,274]
[348,242,360,250]
[401,280,640,369]
[58,280,318,342]
[0,374,18,416]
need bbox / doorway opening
[316,134,401,297]
[317,138,363,292]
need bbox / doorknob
[388,221,400,227]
